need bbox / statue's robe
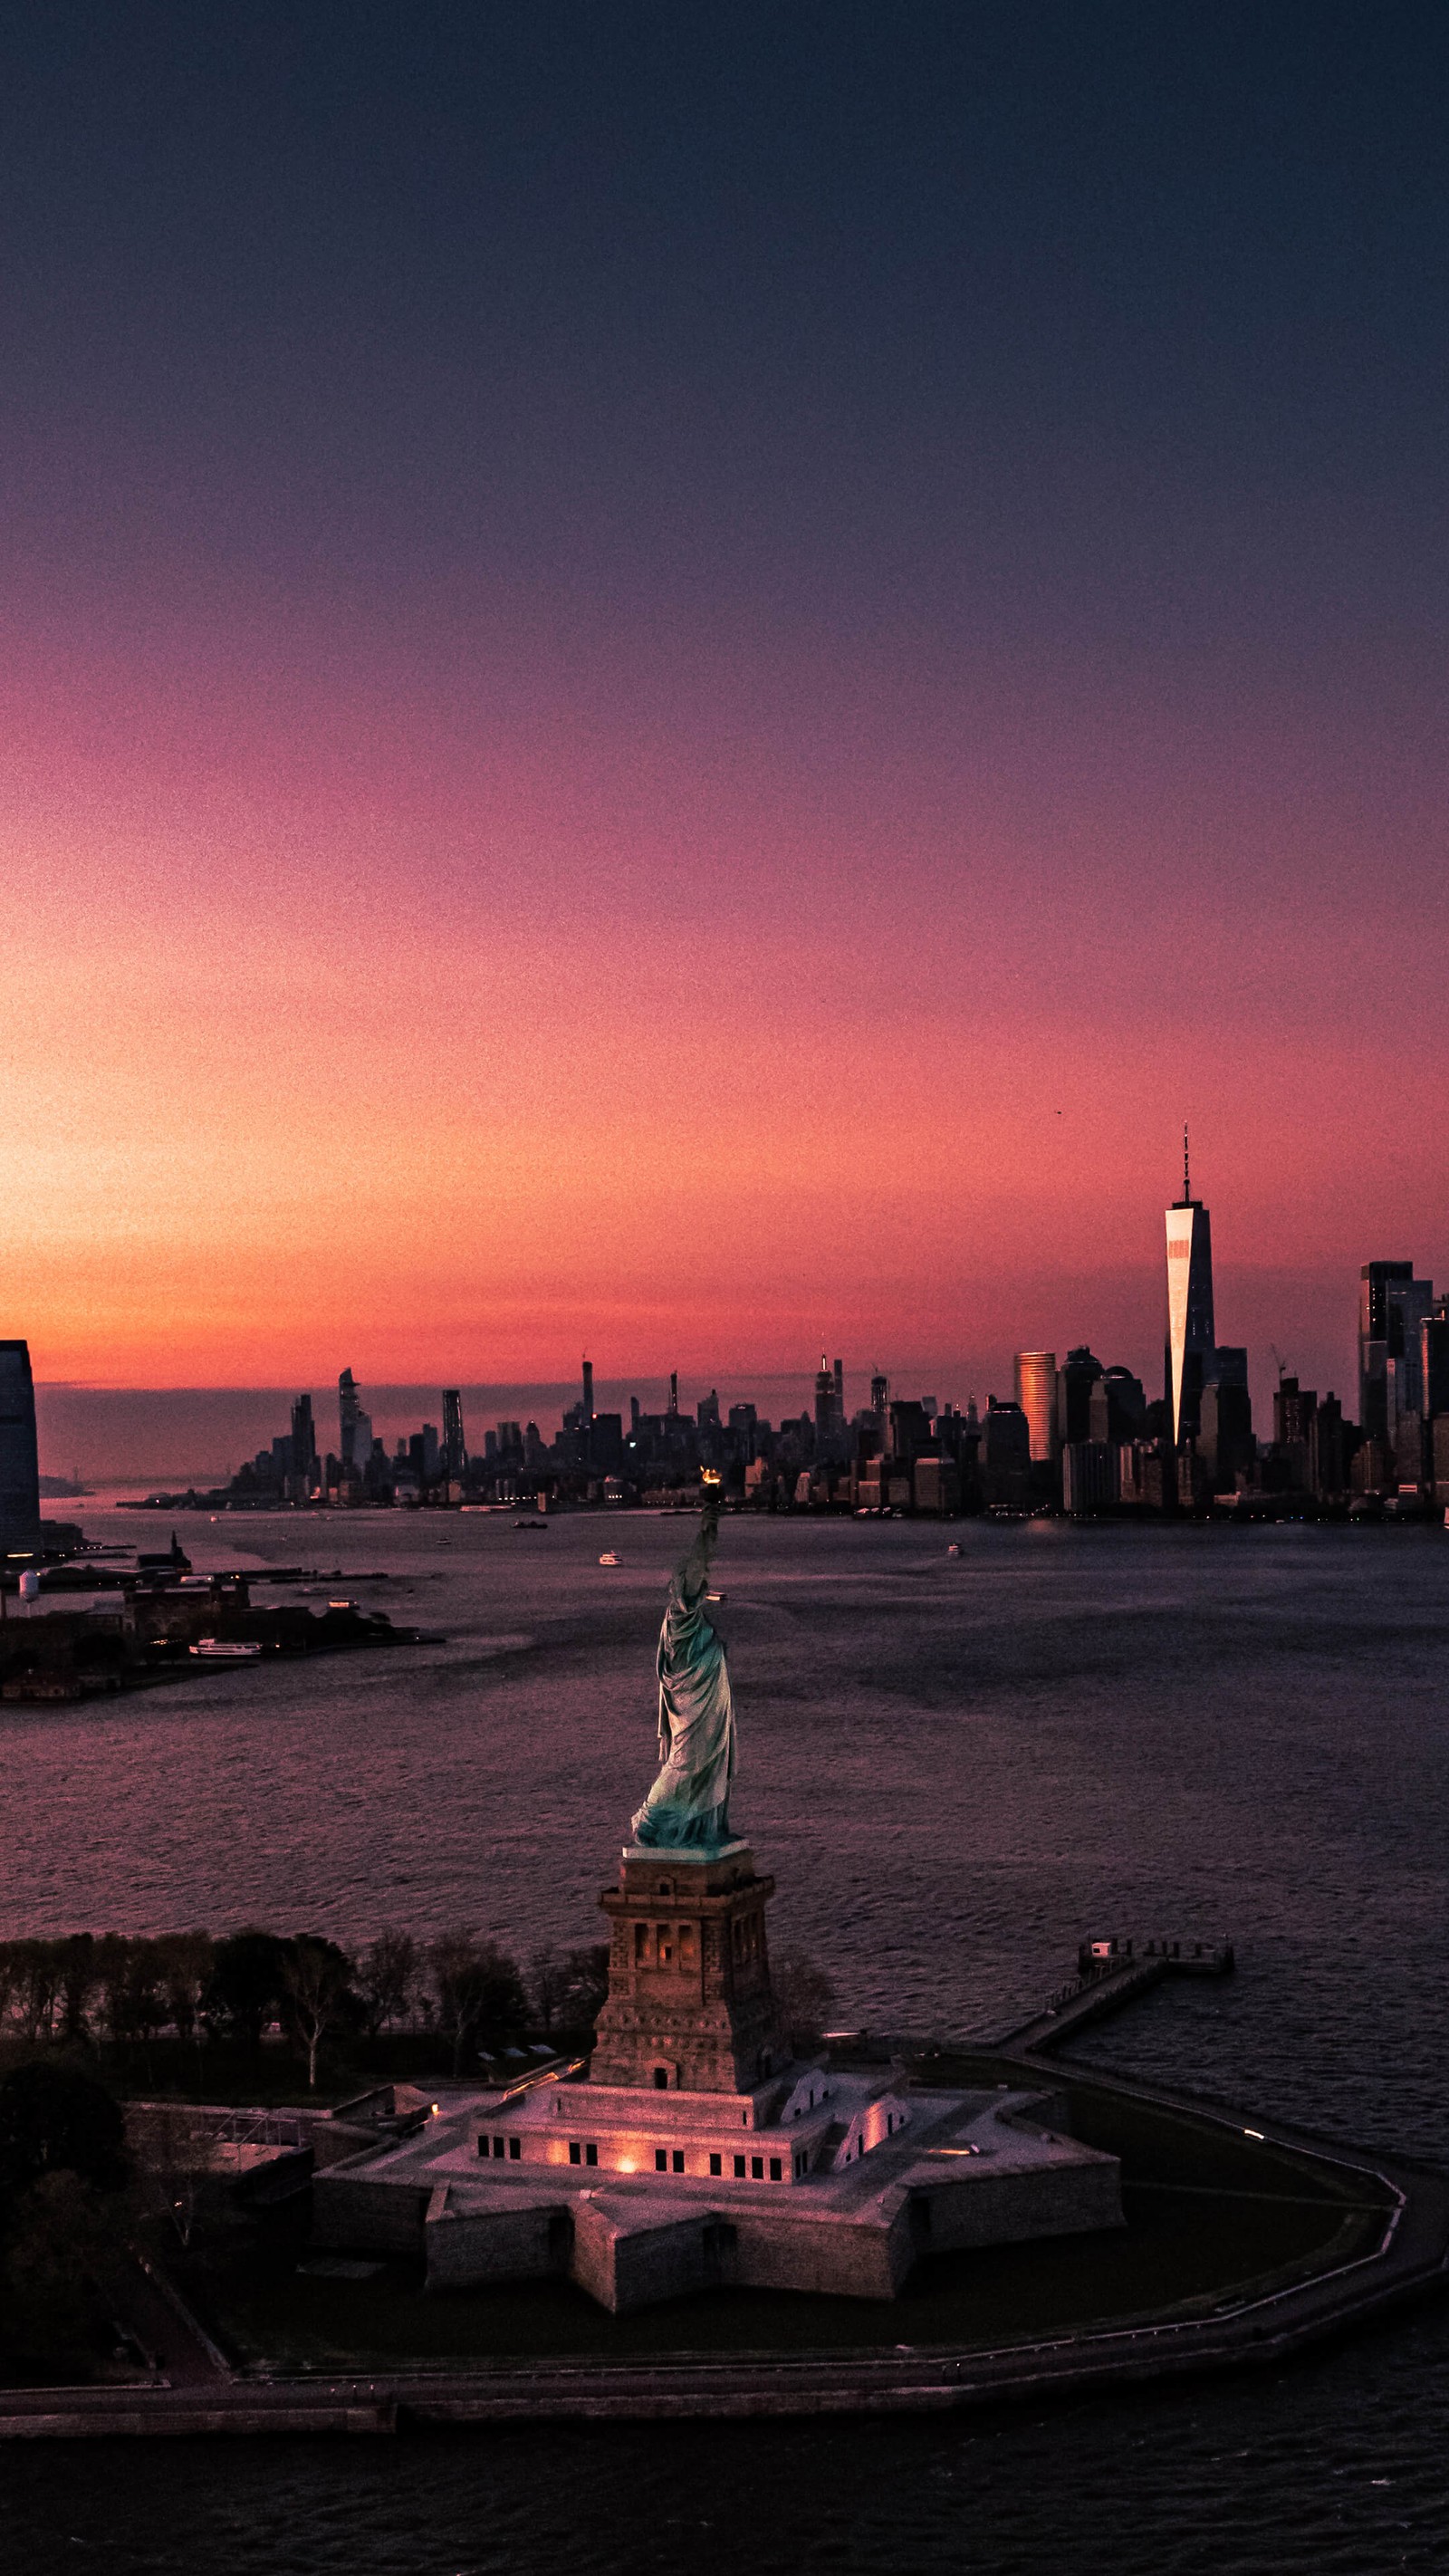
[631,1522,734,1849]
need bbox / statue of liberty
[631,1486,736,1850]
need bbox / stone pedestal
[590,1841,786,2093]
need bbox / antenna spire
[1183,1121,1190,1202]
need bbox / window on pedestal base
[709,2153,722,2176]
[652,2066,669,2089]
[655,2148,667,2172]
[734,2155,746,2177]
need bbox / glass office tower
[1166,1179,1215,1446]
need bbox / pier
[975,1934,1234,2054]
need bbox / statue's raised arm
[629,1488,735,1850]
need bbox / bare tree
[357,1928,417,2039]
[155,1932,215,2050]
[14,1940,62,2046]
[282,1937,358,2091]
[132,2103,204,2250]
[56,1935,101,2046]
[529,1944,567,2040]
[0,1942,24,2037]
[427,1932,525,2079]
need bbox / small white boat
[599,1552,622,1567]
[190,1639,263,1659]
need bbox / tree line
[0,1927,611,2088]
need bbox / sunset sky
[5,4,1447,1437]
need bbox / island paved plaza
[312,1504,1121,2312]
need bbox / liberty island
[311,1502,1122,2310]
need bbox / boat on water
[190,1639,263,1660]
[599,1552,621,1566]
[513,1517,550,1532]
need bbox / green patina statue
[630,1487,736,1850]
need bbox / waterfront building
[912,1453,960,1514]
[888,1399,931,1467]
[1012,1352,1057,1464]
[1198,1379,1253,1491]
[581,1359,594,1424]
[1054,1347,1103,1449]
[1309,1396,1348,1502]
[1166,1138,1215,1446]
[0,1341,41,1557]
[1423,1306,1449,1422]
[1358,1262,1434,1446]
[1062,1440,1117,1514]
[1271,1377,1317,1493]
[981,1398,1032,1508]
[1089,1366,1146,1447]
[1272,1377,1316,1447]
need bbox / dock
[975,1934,1234,2053]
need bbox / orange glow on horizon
[5,618,1445,1403]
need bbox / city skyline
[24,1154,1442,1479]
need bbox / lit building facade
[1166,1182,1215,1446]
[1012,1351,1058,1463]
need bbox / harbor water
[2,1507,1447,2572]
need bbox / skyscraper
[0,1341,41,1555]
[1055,1347,1103,1449]
[1166,1131,1215,1444]
[1012,1352,1058,1463]
[290,1394,317,1499]
[813,1353,843,1464]
[581,1358,594,1423]
[1358,1262,1434,1444]
[339,1369,360,1472]
[441,1389,465,1478]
